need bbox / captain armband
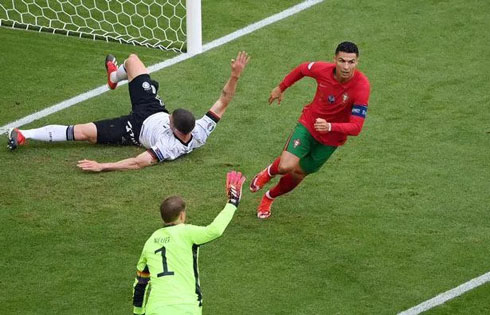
[351,105,368,118]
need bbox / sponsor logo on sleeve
[307,62,315,70]
[351,105,367,118]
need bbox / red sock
[268,173,303,198]
[268,157,281,176]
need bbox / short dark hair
[172,108,195,134]
[335,41,359,57]
[160,196,186,223]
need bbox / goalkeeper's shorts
[146,302,202,315]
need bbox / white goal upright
[0,0,202,54]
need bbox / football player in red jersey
[250,41,371,219]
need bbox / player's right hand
[226,171,246,207]
[268,86,284,105]
[231,51,250,78]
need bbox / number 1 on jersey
[155,246,175,277]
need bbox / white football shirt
[139,112,218,162]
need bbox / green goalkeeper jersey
[133,203,237,314]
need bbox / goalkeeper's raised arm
[132,171,246,314]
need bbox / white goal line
[0,0,324,134]
[398,271,490,315]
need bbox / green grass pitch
[1,0,490,314]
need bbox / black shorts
[94,74,169,145]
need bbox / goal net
[0,0,202,53]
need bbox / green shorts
[285,123,337,174]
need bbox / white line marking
[0,0,324,134]
[398,271,490,315]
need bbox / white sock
[110,64,127,84]
[20,125,74,142]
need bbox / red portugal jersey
[279,62,370,146]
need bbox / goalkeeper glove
[226,170,246,207]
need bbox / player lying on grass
[7,51,250,172]
[132,171,245,315]
[250,41,371,219]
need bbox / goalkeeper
[132,171,246,315]
[7,51,250,172]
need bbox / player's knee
[74,123,97,143]
[125,54,148,80]
[278,160,296,174]
[127,53,139,62]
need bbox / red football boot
[105,54,118,90]
[250,167,273,192]
[7,128,26,151]
[257,194,274,219]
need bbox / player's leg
[257,154,307,219]
[106,53,148,89]
[126,55,167,118]
[93,115,140,145]
[124,54,149,82]
[258,144,336,219]
[105,54,128,90]
[256,124,312,218]
[7,124,97,150]
[73,123,97,143]
[250,127,304,193]
[272,143,337,200]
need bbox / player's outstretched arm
[208,51,250,118]
[187,171,246,245]
[77,151,157,172]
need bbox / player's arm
[133,250,151,315]
[269,62,315,105]
[186,171,246,245]
[314,105,368,136]
[208,51,250,118]
[77,151,157,172]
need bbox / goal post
[186,0,201,55]
[0,0,202,54]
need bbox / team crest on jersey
[293,139,301,148]
[327,95,335,104]
[342,93,349,103]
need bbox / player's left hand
[77,159,103,172]
[231,51,250,79]
[314,118,331,133]
[226,170,246,207]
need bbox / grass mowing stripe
[0,0,324,134]
[398,272,490,315]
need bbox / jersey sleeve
[192,112,219,147]
[147,145,181,162]
[184,203,237,245]
[279,62,319,91]
[132,244,151,314]
[330,78,371,136]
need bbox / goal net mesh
[0,0,187,52]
